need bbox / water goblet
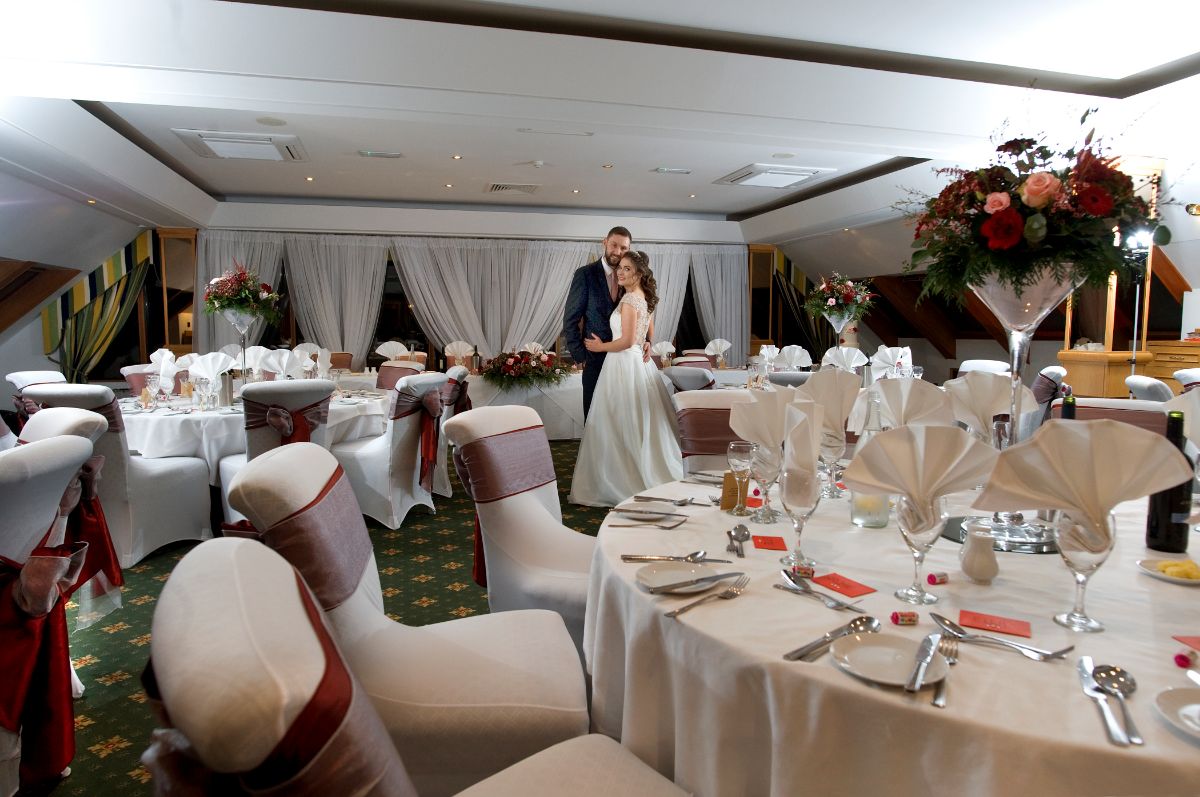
[192,377,210,410]
[1051,512,1116,633]
[819,430,845,499]
[893,495,949,605]
[778,467,821,567]
[145,374,161,409]
[749,444,783,523]
[726,441,756,517]
[329,368,348,396]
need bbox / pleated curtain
[690,245,750,366]
[389,238,492,357]
[194,230,285,353]
[636,243,691,344]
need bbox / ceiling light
[305,176,314,182]
[689,194,696,198]
[572,189,580,194]
[843,228,850,232]
[452,154,463,160]
[602,164,614,169]
[517,127,594,137]
[358,150,404,158]
[86,199,96,204]
[445,184,453,188]
[715,163,834,189]
[652,167,692,175]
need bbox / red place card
[1172,635,1200,651]
[958,610,1032,638]
[745,496,763,508]
[812,573,875,598]
[752,535,788,551]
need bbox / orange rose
[1018,172,1062,209]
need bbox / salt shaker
[960,529,998,584]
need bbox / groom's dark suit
[563,259,616,418]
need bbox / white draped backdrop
[196,232,749,366]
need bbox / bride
[569,250,683,507]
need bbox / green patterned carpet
[49,441,604,796]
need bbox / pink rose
[1018,172,1062,209]
[983,192,1011,214]
[505,358,514,366]
[826,298,836,306]
[540,354,549,363]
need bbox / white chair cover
[1173,368,1200,391]
[331,372,449,529]
[0,416,15,452]
[21,383,210,566]
[1126,375,1173,402]
[5,371,66,393]
[662,366,715,392]
[433,365,471,498]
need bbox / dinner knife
[647,571,745,595]
[904,633,942,692]
[621,555,733,563]
[1078,656,1130,746]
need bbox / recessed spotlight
[572,189,580,194]
[305,176,314,182]
[445,184,453,188]
[86,199,97,205]
[452,154,463,160]
[689,194,696,198]
[843,228,850,232]
[602,164,614,169]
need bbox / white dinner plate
[335,398,363,405]
[1154,687,1200,743]
[1136,559,1200,586]
[830,633,948,687]
[634,561,717,594]
[690,471,726,484]
[610,507,676,521]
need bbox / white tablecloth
[712,368,751,387]
[585,486,1200,796]
[122,395,389,484]
[466,372,585,440]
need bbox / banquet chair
[332,372,448,529]
[768,371,812,387]
[330,351,354,370]
[1032,365,1069,421]
[217,379,337,523]
[432,365,471,498]
[6,370,65,426]
[673,355,712,368]
[443,405,592,656]
[0,435,95,794]
[227,445,591,795]
[674,388,754,474]
[1173,368,1200,392]
[1126,375,1174,402]
[0,416,14,451]
[958,359,1009,376]
[1050,397,1168,435]
[21,383,210,566]
[663,365,715,392]
[120,364,190,395]
[376,359,424,391]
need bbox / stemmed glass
[1052,512,1116,633]
[894,495,949,604]
[819,430,845,499]
[192,377,210,410]
[726,442,756,517]
[329,368,348,397]
[749,444,783,523]
[778,467,821,567]
[145,374,161,409]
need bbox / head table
[584,482,1200,797]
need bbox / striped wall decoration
[41,230,157,354]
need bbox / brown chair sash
[439,378,472,415]
[1051,403,1168,435]
[390,389,443,492]
[1031,373,1060,405]
[12,394,40,424]
[84,398,124,433]
[243,396,331,445]
[676,407,737,457]
[375,365,419,392]
[1184,381,1200,394]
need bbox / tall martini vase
[967,270,1079,551]
[822,310,853,345]
[221,308,256,395]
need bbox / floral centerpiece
[203,261,282,326]
[481,349,568,391]
[803,272,875,320]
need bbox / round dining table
[584,482,1200,797]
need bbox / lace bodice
[615,293,651,348]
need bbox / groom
[563,226,632,418]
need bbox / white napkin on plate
[943,370,1038,436]
[650,341,676,358]
[705,338,732,357]
[444,340,475,360]
[186,352,235,383]
[781,403,824,506]
[843,425,998,505]
[973,419,1192,551]
[795,367,860,440]
[730,388,802,450]
[375,341,409,360]
[148,348,178,391]
[849,378,954,431]
[778,345,812,370]
[821,346,869,372]
[869,345,913,381]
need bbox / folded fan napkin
[821,346,869,372]
[258,349,304,379]
[778,345,812,370]
[843,426,997,520]
[758,344,779,364]
[730,388,803,450]
[148,348,178,389]
[444,340,475,359]
[243,346,270,372]
[848,378,955,432]
[519,342,546,356]
[944,370,1038,436]
[375,341,409,359]
[781,403,824,507]
[186,352,235,383]
[869,345,913,381]
[973,419,1192,552]
[705,338,732,357]
[650,341,675,357]
[796,368,860,440]
[174,353,196,370]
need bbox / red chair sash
[390,389,443,493]
[439,378,472,415]
[676,407,738,457]
[453,425,555,587]
[243,396,331,445]
[66,456,123,596]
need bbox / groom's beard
[605,252,621,267]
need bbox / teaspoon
[1092,665,1144,745]
[731,524,752,558]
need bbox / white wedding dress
[569,294,684,507]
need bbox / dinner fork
[664,575,750,618]
[609,520,687,530]
[931,637,958,709]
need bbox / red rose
[260,282,271,292]
[1075,185,1114,217]
[979,207,1024,250]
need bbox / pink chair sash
[390,389,443,493]
[676,407,738,457]
[439,378,472,415]
[375,364,419,392]
[243,396,331,445]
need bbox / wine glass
[749,444,783,523]
[778,467,821,567]
[819,430,845,499]
[192,377,210,411]
[1051,512,1116,632]
[329,368,348,396]
[726,441,756,517]
[145,374,161,409]
[894,495,949,604]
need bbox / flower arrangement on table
[481,349,568,390]
[203,261,282,325]
[802,272,875,320]
[907,122,1171,300]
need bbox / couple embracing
[562,226,683,507]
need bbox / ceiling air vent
[171,129,308,162]
[714,163,834,189]
[486,183,540,195]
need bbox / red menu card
[958,610,1032,638]
[811,573,875,597]
[752,536,788,551]
[1173,635,1200,651]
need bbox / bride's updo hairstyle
[622,250,659,314]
